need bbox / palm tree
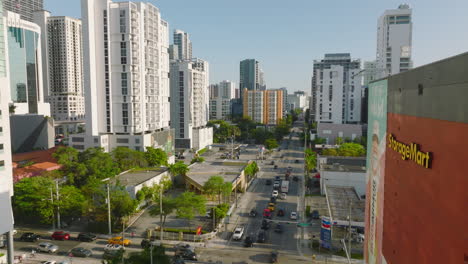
[168,161,189,184]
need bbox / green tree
[190,156,205,164]
[58,185,86,222]
[304,149,317,174]
[111,186,138,226]
[313,137,326,145]
[145,147,168,167]
[168,161,189,178]
[78,148,121,187]
[112,147,147,171]
[244,161,259,183]
[203,176,232,204]
[174,192,206,223]
[335,137,344,145]
[252,127,274,144]
[149,197,177,232]
[322,148,338,156]
[344,137,352,143]
[337,143,366,157]
[12,177,54,224]
[124,247,170,264]
[264,138,279,150]
[212,203,230,224]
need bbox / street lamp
[102,178,112,236]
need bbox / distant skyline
[44,0,468,93]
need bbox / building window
[116,138,129,144]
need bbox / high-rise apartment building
[71,0,173,155]
[4,0,43,22]
[243,88,283,125]
[310,53,362,124]
[5,11,50,116]
[34,11,85,134]
[170,59,212,150]
[363,60,379,86]
[288,91,308,112]
[376,4,413,77]
[173,29,192,60]
[239,59,262,99]
[209,80,235,120]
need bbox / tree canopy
[174,192,206,221]
[264,138,279,150]
[203,176,232,204]
[145,147,168,167]
[322,143,366,157]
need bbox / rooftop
[186,161,247,187]
[13,147,61,183]
[320,156,367,168]
[326,186,365,222]
[320,164,366,173]
[115,168,168,187]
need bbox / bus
[281,180,290,193]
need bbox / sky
[44,0,468,93]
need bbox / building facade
[287,91,308,112]
[72,0,172,154]
[4,0,43,22]
[170,58,212,150]
[364,52,468,264]
[209,80,235,120]
[0,0,14,235]
[376,4,413,77]
[310,53,361,124]
[5,11,50,115]
[173,29,191,60]
[34,11,85,134]
[239,59,262,100]
[242,88,283,125]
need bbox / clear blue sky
[45,0,468,93]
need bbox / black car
[249,209,258,217]
[270,196,277,203]
[261,219,271,230]
[277,209,285,217]
[266,179,272,185]
[275,176,281,181]
[311,210,320,219]
[270,161,275,165]
[70,247,92,258]
[20,233,40,242]
[175,250,197,261]
[257,231,267,243]
[295,159,299,163]
[77,233,97,242]
[293,176,299,181]
[141,238,161,248]
[274,224,283,233]
[244,236,254,247]
[274,165,278,169]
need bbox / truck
[280,180,289,193]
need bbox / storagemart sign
[387,134,432,169]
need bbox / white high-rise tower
[72,0,173,154]
[376,4,413,77]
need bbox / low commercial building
[324,185,365,228]
[184,160,252,194]
[317,123,363,145]
[318,156,366,197]
[114,168,170,199]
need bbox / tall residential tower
[3,0,43,22]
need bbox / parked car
[257,231,267,243]
[249,209,258,217]
[232,227,244,240]
[266,179,272,185]
[290,212,298,220]
[261,219,271,230]
[69,247,92,258]
[51,231,70,241]
[20,233,40,242]
[274,224,284,233]
[107,236,131,246]
[37,242,59,253]
[244,236,254,247]
[277,209,285,217]
[268,203,275,211]
[311,210,320,219]
[271,190,279,198]
[77,233,97,242]
[279,193,287,200]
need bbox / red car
[51,231,70,240]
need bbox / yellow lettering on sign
[387,134,432,169]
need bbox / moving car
[37,242,59,253]
[261,219,271,230]
[277,209,285,217]
[51,231,70,241]
[275,176,281,181]
[107,236,131,246]
[274,165,278,169]
[232,227,244,240]
[280,193,287,200]
[249,209,258,217]
[69,247,92,258]
[104,244,124,251]
[295,159,299,163]
[312,210,320,219]
[274,224,283,233]
[273,182,280,189]
[174,243,193,253]
[271,190,279,198]
[268,203,275,211]
[243,236,254,247]
[77,233,97,242]
[41,262,56,264]
[175,249,197,261]
[270,251,278,263]
[257,231,267,243]
[270,196,277,203]
[290,211,298,220]
[20,233,40,242]
[262,209,272,219]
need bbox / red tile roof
[13,147,61,183]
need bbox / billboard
[320,216,332,249]
[365,79,388,264]
[151,129,175,157]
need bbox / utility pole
[122,217,125,264]
[235,178,238,208]
[150,244,154,264]
[56,180,61,229]
[102,178,112,236]
[231,135,234,159]
[50,188,55,230]
[348,200,352,256]
[160,186,163,244]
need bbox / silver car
[37,242,59,253]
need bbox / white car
[41,261,56,264]
[232,227,244,240]
[37,242,59,253]
[272,190,279,198]
[280,193,287,200]
[290,211,298,220]
[104,244,124,251]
